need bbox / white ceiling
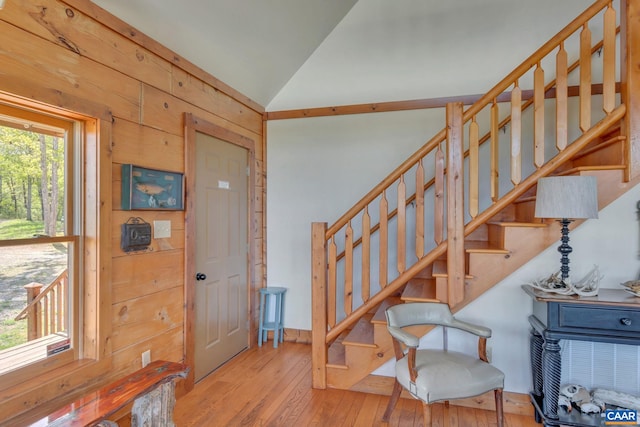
[91,0,358,107]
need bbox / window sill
[0,333,71,377]
[0,357,112,425]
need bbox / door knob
[196,272,207,281]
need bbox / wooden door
[194,132,249,381]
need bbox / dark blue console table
[523,285,640,426]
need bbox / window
[0,102,80,376]
[0,92,110,420]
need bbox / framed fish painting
[121,165,184,210]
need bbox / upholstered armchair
[382,302,505,426]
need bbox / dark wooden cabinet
[523,285,640,426]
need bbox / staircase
[311,0,639,394]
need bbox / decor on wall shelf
[529,265,602,296]
[534,176,599,284]
[121,165,184,210]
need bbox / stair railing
[15,269,69,341]
[312,0,621,388]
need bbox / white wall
[267,109,445,329]
[265,0,623,395]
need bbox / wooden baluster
[415,160,424,258]
[379,191,388,287]
[362,207,370,302]
[556,43,569,151]
[49,290,55,334]
[469,117,479,219]
[62,274,68,332]
[328,236,337,327]
[511,81,522,185]
[345,222,353,315]
[397,175,406,274]
[580,22,592,132]
[59,280,65,332]
[434,145,445,244]
[534,63,545,167]
[603,3,616,114]
[491,99,499,201]
[42,295,49,337]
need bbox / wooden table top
[522,284,640,307]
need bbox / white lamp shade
[534,176,599,219]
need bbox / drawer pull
[620,318,632,326]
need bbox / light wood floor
[173,342,540,427]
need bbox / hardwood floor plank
[352,392,383,426]
[173,343,541,427]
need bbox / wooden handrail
[14,269,68,321]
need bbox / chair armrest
[387,325,420,347]
[449,318,492,338]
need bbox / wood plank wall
[0,0,265,418]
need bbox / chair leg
[422,401,432,427]
[382,380,403,421]
[494,388,504,427]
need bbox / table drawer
[558,305,640,333]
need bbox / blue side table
[258,287,287,348]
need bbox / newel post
[24,282,43,340]
[311,222,328,389]
[621,0,640,180]
[446,102,465,306]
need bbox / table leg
[530,327,544,423]
[542,335,562,421]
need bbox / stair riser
[572,140,623,168]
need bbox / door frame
[183,113,256,391]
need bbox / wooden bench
[35,360,188,426]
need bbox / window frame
[0,103,79,377]
[0,91,112,421]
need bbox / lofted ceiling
[90,0,358,108]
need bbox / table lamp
[534,176,598,284]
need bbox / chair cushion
[395,349,505,403]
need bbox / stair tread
[487,221,547,228]
[401,279,438,302]
[342,317,376,348]
[464,240,509,253]
[432,259,473,278]
[371,296,403,324]
[556,164,625,176]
